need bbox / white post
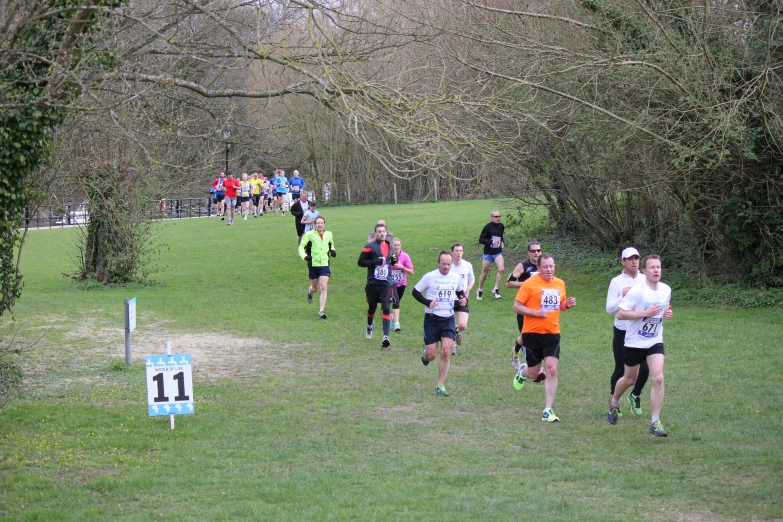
[166,340,175,430]
[394,183,397,204]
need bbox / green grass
[1,200,782,521]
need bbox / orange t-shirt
[515,274,567,335]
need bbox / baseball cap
[621,247,640,259]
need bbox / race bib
[374,265,389,280]
[391,270,404,284]
[491,236,501,248]
[541,288,561,311]
[638,316,662,338]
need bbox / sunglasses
[529,249,542,253]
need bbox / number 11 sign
[145,354,194,416]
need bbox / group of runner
[210,169,307,225]
[355,210,674,437]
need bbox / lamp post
[222,126,231,174]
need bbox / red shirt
[223,178,240,198]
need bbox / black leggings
[392,285,406,310]
[611,326,649,396]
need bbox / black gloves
[390,255,398,265]
[304,255,311,262]
[330,250,337,257]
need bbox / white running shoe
[492,289,501,299]
[511,355,521,371]
[455,331,463,345]
[476,289,483,300]
[366,325,373,340]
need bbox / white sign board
[125,297,137,332]
[145,353,194,416]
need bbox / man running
[290,192,309,244]
[413,250,467,397]
[222,172,240,225]
[211,171,226,220]
[289,169,306,200]
[273,169,289,214]
[607,255,673,436]
[512,253,576,422]
[606,247,647,417]
[477,210,505,300]
[299,216,336,319]
[448,243,475,355]
[357,223,395,349]
[508,241,545,382]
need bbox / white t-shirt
[302,209,320,233]
[449,259,475,292]
[619,282,672,349]
[606,271,646,329]
[414,269,464,318]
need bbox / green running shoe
[421,346,430,366]
[607,406,620,425]
[649,421,668,437]
[435,384,449,397]
[513,365,527,390]
[541,408,559,422]
[628,393,642,416]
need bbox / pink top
[392,251,413,287]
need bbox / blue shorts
[226,197,237,208]
[423,313,456,345]
[309,266,331,280]
[483,253,503,263]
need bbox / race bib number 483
[541,289,561,311]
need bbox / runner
[263,174,273,214]
[507,241,545,383]
[606,247,647,417]
[238,173,252,221]
[477,210,505,300]
[273,169,289,215]
[357,223,395,349]
[413,251,467,397]
[250,172,264,216]
[512,253,576,422]
[299,216,335,319]
[390,238,414,332]
[211,171,226,220]
[290,192,309,244]
[289,169,306,200]
[302,201,320,233]
[448,243,475,355]
[607,255,673,436]
[222,172,240,225]
[367,219,395,243]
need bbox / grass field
[1,200,782,521]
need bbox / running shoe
[541,408,559,422]
[435,384,449,397]
[307,289,314,304]
[492,289,501,299]
[513,364,527,390]
[450,347,457,356]
[511,355,521,371]
[382,335,391,348]
[607,405,620,425]
[421,346,430,366]
[455,331,463,345]
[366,325,373,340]
[649,421,668,437]
[476,289,483,300]
[220,216,225,221]
[394,321,401,332]
[628,393,642,416]
[243,215,247,221]
[533,369,546,383]
[227,221,233,226]
[318,311,327,319]
[282,211,285,216]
